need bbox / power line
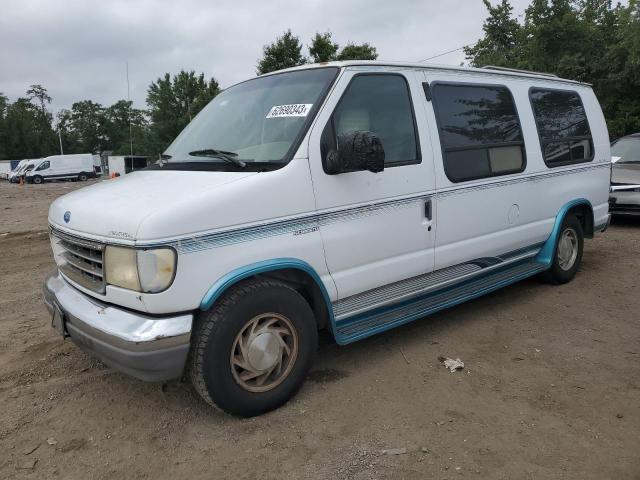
[417,46,466,63]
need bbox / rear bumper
[43,270,193,382]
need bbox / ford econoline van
[43,62,611,416]
[26,153,97,184]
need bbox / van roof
[266,61,590,87]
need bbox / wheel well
[567,203,594,238]
[258,269,331,331]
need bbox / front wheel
[541,214,584,284]
[78,172,88,181]
[32,175,43,184]
[189,278,318,417]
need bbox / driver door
[307,69,436,307]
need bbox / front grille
[50,227,106,293]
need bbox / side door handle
[424,198,432,221]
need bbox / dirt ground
[0,179,639,480]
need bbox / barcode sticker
[266,104,313,118]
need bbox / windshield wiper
[188,148,246,168]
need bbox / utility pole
[126,61,133,157]
[58,124,64,155]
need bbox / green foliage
[147,70,220,150]
[336,42,378,61]
[2,85,57,160]
[260,30,379,71]
[464,0,522,67]
[68,100,105,153]
[103,100,149,155]
[465,0,640,137]
[309,32,339,62]
[257,30,307,74]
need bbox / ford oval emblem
[63,211,71,223]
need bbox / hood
[49,170,256,241]
[611,163,640,185]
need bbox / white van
[43,62,611,416]
[26,154,97,184]
[9,159,40,183]
[7,160,27,182]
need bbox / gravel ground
[0,179,639,479]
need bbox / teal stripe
[199,258,334,328]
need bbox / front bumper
[609,190,640,216]
[43,270,193,382]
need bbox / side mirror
[324,131,385,175]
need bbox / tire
[541,214,584,284]
[32,175,43,184]
[189,277,318,417]
[78,172,88,181]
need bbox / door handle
[424,199,432,221]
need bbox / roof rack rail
[480,65,558,78]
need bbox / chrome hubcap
[557,227,578,271]
[230,313,298,393]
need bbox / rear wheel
[189,277,318,417]
[32,175,43,184]
[541,214,584,284]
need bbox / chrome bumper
[43,270,193,382]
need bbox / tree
[463,0,522,68]
[102,100,149,154]
[465,0,640,137]
[256,30,307,74]
[3,98,53,159]
[68,100,105,153]
[309,32,339,63]
[26,84,52,120]
[336,42,378,60]
[56,109,80,154]
[2,85,57,159]
[147,70,220,150]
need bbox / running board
[334,260,547,344]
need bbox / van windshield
[160,67,339,171]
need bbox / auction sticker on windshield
[266,104,313,118]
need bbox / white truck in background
[25,154,98,184]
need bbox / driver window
[36,161,50,171]
[331,74,420,166]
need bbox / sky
[0,0,533,116]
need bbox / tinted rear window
[529,89,593,167]
[432,83,526,182]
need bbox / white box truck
[25,154,97,184]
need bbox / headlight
[136,248,176,293]
[104,246,176,293]
[105,246,140,291]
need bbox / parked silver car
[610,133,640,216]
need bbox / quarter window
[529,89,593,167]
[431,83,526,182]
[329,74,420,167]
